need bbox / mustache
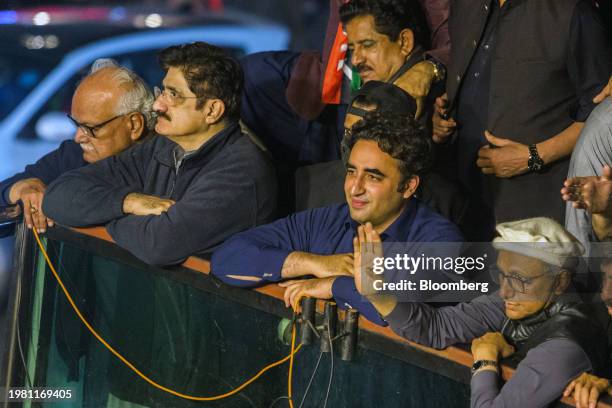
[153,111,170,121]
[604,298,612,307]
[355,63,372,74]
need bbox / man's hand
[281,252,354,280]
[432,94,457,144]
[593,76,612,104]
[471,332,515,362]
[563,372,611,408]
[122,193,176,216]
[9,178,53,232]
[476,131,530,178]
[561,165,612,214]
[393,61,436,119]
[279,277,336,312]
[353,222,383,297]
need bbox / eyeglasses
[490,266,551,294]
[154,86,200,107]
[66,113,126,139]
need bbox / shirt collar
[344,198,417,241]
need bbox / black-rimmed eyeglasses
[66,113,126,138]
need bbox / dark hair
[339,0,429,48]
[159,42,243,122]
[346,111,433,191]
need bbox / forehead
[497,250,549,277]
[72,81,119,122]
[162,66,191,91]
[348,139,399,172]
[345,14,389,42]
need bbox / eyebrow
[346,163,386,177]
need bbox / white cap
[492,217,584,269]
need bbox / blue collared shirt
[211,199,464,325]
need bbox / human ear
[128,113,145,141]
[553,270,571,295]
[402,175,420,198]
[204,99,226,124]
[398,29,415,57]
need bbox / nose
[73,126,88,143]
[351,47,364,67]
[498,277,516,300]
[153,96,167,113]
[349,174,366,196]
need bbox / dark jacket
[446,0,612,223]
[0,140,86,208]
[43,124,277,266]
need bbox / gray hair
[88,58,156,131]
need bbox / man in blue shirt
[212,111,463,325]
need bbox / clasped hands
[280,223,383,311]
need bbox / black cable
[297,351,324,408]
[322,321,334,408]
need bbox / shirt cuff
[258,247,292,282]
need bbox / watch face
[528,157,544,172]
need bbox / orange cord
[32,229,301,402]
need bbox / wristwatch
[528,144,545,173]
[471,359,498,375]
[425,57,446,83]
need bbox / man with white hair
[354,217,610,408]
[0,59,154,233]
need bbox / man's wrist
[527,143,545,173]
[424,57,446,83]
[365,293,397,317]
[122,192,139,214]
[471,359,499,375]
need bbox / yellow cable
[32,229,302,402]
[288,323,297,408]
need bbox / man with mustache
[355,217,610,408]
[211,111,463,325]
[0,59,154,233]
[42,42,277,266]
[241,0,448,214]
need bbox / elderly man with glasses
[0,59,155,233]
[355,217,610,408]
[42,42,276,266]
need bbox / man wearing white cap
[354,217,610,408]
